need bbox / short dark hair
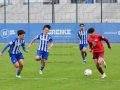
[87,28,95,34]
[17,30,25,36]
[43,25,51,30]
[80,23,84,27]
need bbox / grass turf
[0,44,119,90]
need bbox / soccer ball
[84,69,92,76]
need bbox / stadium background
[0,0,120,43]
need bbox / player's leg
[79,44,86,63]
[80,51,84,60]
[10,54,19,68]
[14,62,19,68]
[98,52,106,68]
[9,54,21,77]
[39,52,49,74]
[94,59,104,75]
[16,53,24,78]
[35,50,42,61]
[81,44,88,63]
[98,57,107,78]
[97,52,106,78]
[16,59,23,78]
[35,56,41,61]
[93,53,104,77]
[82,44,88,57]
[40,59,46,74]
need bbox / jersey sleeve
[99,35,111,48]
[77,31,80,37]
[49,36,53,43]
[9,39,15,45]
[35,35,40,39]
[1,39,15,53]
[21,40,26,52]
[77,31,79,37]
[77,31,82,39]
[1,44,10,54]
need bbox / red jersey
[87,34,111,52]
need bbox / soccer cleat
[39,70,43,74]
[102,60,107,68]
[101,73,106,78]
[16,75,21,78]
[82,61,86,64]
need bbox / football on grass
[84,69,92,76]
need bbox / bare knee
[98,61,101,64]
[82,48,86,53]
[35,56,40,61]
[98,58,103,64]
[82,50,85,53]
[14,64,19,68]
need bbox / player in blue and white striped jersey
[28,25,54,74]
[0,30,29,78]
[77,24,88,64]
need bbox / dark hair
[79,23,84,27]
[87,28,95,34]
[43,25,51,30]
[17,30,25,36]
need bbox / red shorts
[92,52,104,59]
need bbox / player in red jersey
[87,28,111,78]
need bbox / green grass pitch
[0,44,119,90]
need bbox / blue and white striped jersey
[1,38,26,54]
[36,33,53,52]
[77,29,88,44]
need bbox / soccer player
[77,24,88,64]
[28,25,53,74]
[87,28,111,78]
[0,30,29,78]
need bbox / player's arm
[0,44,10,56]
[87,40,92,52]
[0,40,14,56]
[77,32,81,40]
[99,35,111,49]
[21,41,29,53]
[48,37,54,50]
[77,36,80,40]
[28,35,39,49]
[48,43,54,51]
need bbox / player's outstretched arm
[28,38,37,49]
[100,35,111,49]
[0,44,10,56]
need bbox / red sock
[97,66,104,74]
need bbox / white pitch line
[0,78,120,82]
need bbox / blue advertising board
[0,23,120,43]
